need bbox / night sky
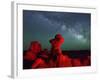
[23,10,91,51]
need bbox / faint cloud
[61,24,67,31]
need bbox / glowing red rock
[24,50,36,61]
[57,54,72,67]
[29,41,42,54]
[24,41,42,61]
[72,58,82,66]
[49,34,72,67]
[32,58,49,68]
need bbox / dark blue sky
[23,10,91,50]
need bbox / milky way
[23,10,91,50]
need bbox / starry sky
[23,10,91,51]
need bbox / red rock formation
[24,50,36,61]
[49,34,72,67]
[23,34,90,69]
[72,58,82,66]
[24,41,42,61]
[32,49,50,68]
[29,41,42,54]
